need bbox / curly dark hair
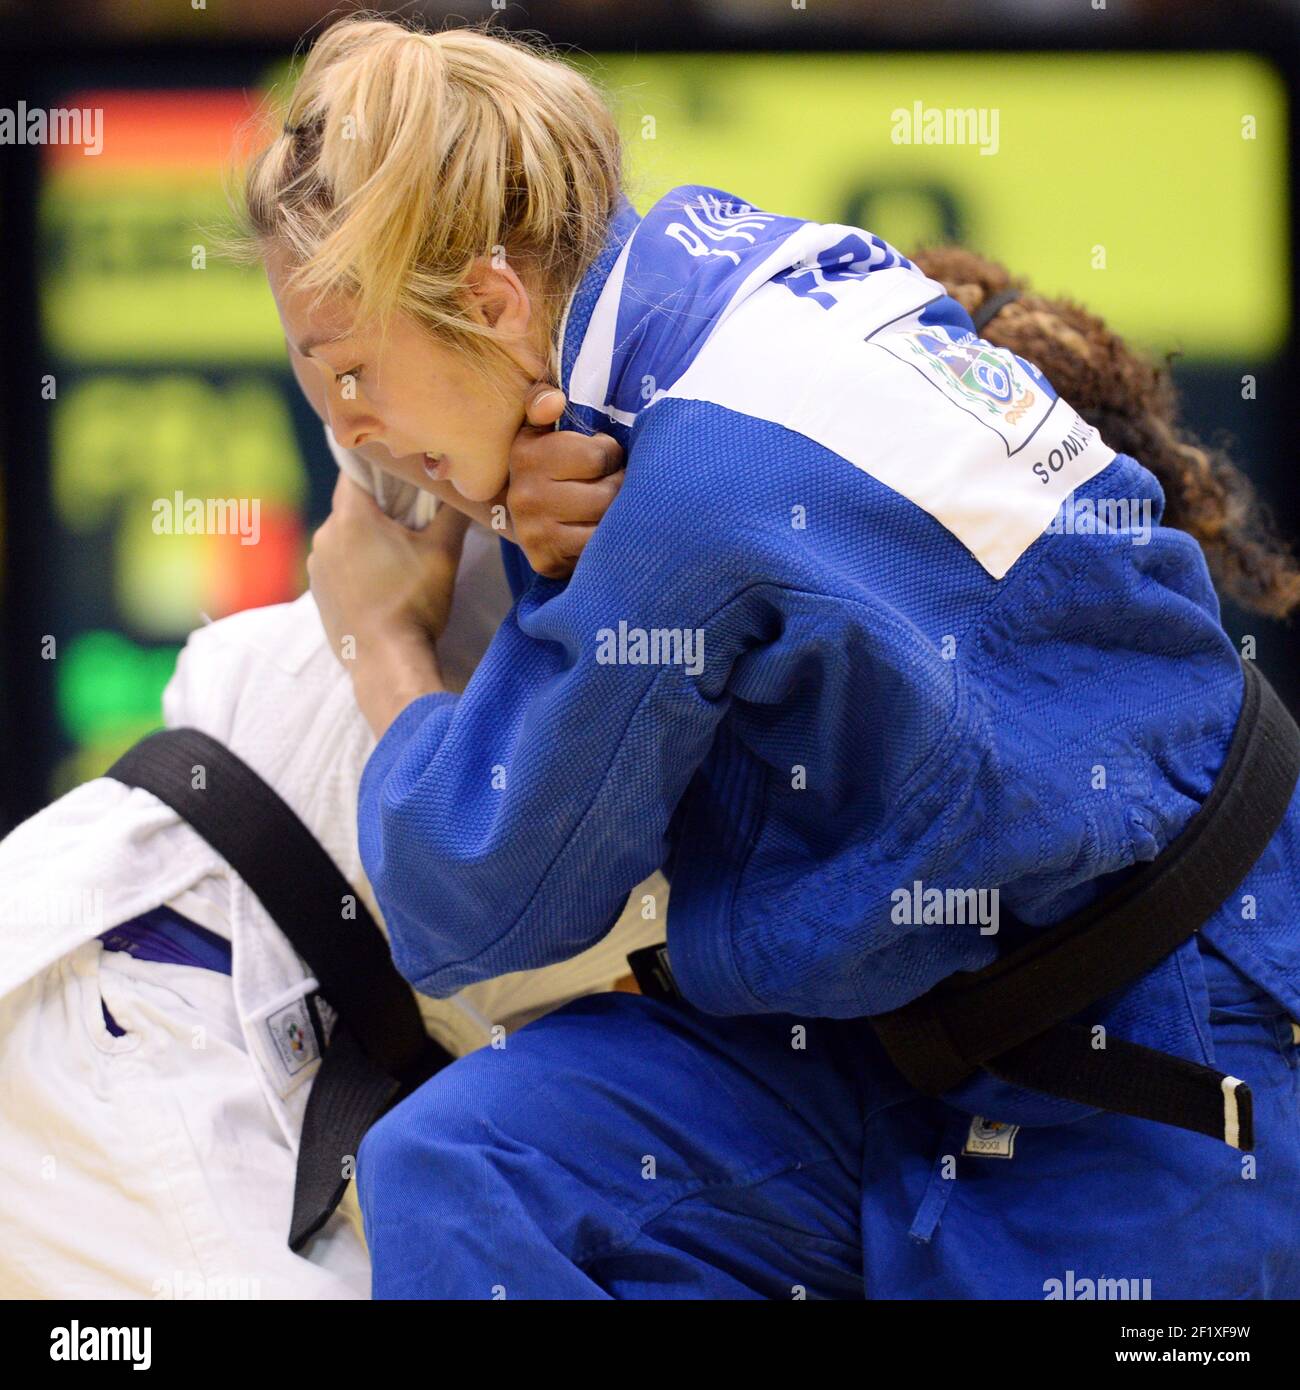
[911,245,1300,620]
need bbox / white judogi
[0,508,666,1299]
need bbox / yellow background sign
[586,51,1287,358]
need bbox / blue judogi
[357,938,1299,1298]
[355,187,1300,1297]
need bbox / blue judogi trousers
[356,938,1300,1299]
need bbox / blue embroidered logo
[775,233,913,309]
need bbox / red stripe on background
[45,89,273,170]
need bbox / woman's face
[266,244,549,503]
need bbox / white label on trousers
[963,1116,1020,1159]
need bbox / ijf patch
[246,983,334,1099]
[266,996,320,1078]
[877,326,1049,449]
[963,1116,1020,1159]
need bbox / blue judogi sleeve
[359,416,766,997]
[358,394,954,1002]
[357,641,724,997]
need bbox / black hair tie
[971,287,1021,334]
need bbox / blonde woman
[245,17,1300,1298]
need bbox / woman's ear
[464,255,550,383]
[465,255,532,335]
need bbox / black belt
[635,662,1298,1150]
[107,727,453,1251]
[869,658,1300,1150]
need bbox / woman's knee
[358,998,640,1186]
[360,1045,506,1182]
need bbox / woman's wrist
[349,628,447,739]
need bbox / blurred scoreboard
[589,51,1288,358]
[26,50,1291,808]
[39,87,311,794]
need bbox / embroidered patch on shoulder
[963,1116,1020,1158]
[876,326,1052,450]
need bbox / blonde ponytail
[242,16,623,388]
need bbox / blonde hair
[242,15,623,390]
